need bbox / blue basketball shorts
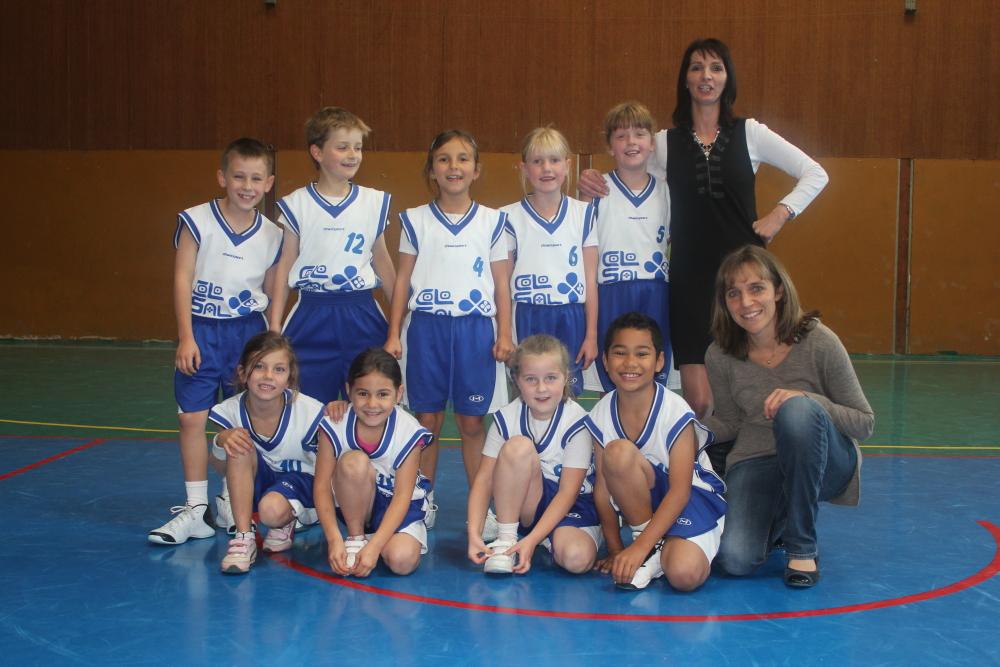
[647,464,726,540]
[282,289,388,403]
[595,280,671,391]
[174,312,267,413]
[252,450,315,511]
[513,301,586,396]
[519,478,600,538]
[404,311,498,415]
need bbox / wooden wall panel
[909,161,1000,355]
[5,1,1000,158]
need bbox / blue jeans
[715,396,857,574]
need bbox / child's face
[603,327,664,393]
[242,350,292,404]
[607,126,654,173]
[515,353,566,420]
[310,127,364,182]
[216,155,274,213]
[430,138,480,198]
[522,151,569,196]
[348,372,402,430]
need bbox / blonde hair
[508,334,573,402]
[602,101,656,144]
[305,106,371,168]
[519,126,571,194]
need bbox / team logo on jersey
[414,288,454,315]
[227,289,262,316]
[601,250,640,282]
[296,265,330,291]
[458,289,493,315]
[642,251,669,280]
[192,280,227,316]
[331,265,366,291]
[556,272,584,302]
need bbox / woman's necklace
[754,343,784,366]
[692,127,720,159]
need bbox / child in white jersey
[385,129,513,527]
[315,348,433,577]
[467,335,600,575]
[585,102,671,392]
[501,127,598,396]
[586,312,725,591]
[270,106,396,403]
[149,138,281,547]
[210,332,326,574]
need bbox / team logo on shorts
[468,394,485,403]
[676,517,692,526]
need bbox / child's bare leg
[660,537,711,592]
[491,436,543,524]
[178,410,209,482]
[551,526,598,574]
[333,450,377,537]
[226,448,257,533]
[416,411,445,484]
[257,492,295,529]
[380,533,422,575]
[601,439,656,526]
[455,413,486,486]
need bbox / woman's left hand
[763,388,807,420]
[752,205,791,243]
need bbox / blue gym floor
[1,344,998,665]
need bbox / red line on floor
[270,520,1000,623]
[0,438,108,481]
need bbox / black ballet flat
[784,559,820,588]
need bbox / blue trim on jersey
[239,389,294,452]
[582,202,596,242]
[345,408,395,460]
[302,410,324,452]
[376,192,391,238]
[319,419,344,456]
[665,411,696,453]
[392,429,433,470]
[271,237,284,267]
[306,182,360,219]
[610,384,665,448]
[175,211,201,247]
[275,199,300,235]
[210,199,263,247]
[430,200,480,236]
[518,400,565,454]
[208,409,234,430]
[609,170,657,208]
[493,410,511,441]
[561,417,590,450]
[490,211,507,247]
[583,415,604,444]
[398,211,418,251]
[520,195,568,235]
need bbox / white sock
[629,520,650,541]
[496,522,519,543]
[185,480,209,507]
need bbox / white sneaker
[215,494,235,535]
[618,541,665,590]
[423,492,438,530]
[345,537,368,569]
[148,504,215,545]
[262,519,295,553]
[483,539,517,574]
[481,509,500,543]
[221,531,257,574]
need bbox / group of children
[149,103,726,591]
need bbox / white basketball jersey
[319,406,433,500]
[592,171,670,285]
[585,384,723,496]
[502,196,596,305]
[398,201,507,317]
[175,200,282,319]
[208,389,325,474]
[486,398,595,494]
[276,183,391,293]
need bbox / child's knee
[338,451,375,482]
[382,540,421,575]
[664,560,709,592]
[554,538,596,574]
[257,493,293,527]
[602,438,638,474]
[497,436,536,468]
